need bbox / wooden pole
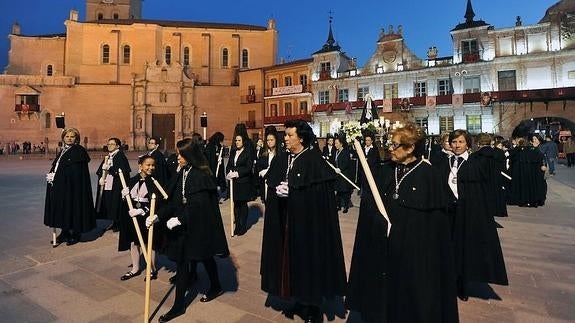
[118,169,150,264]
[353,139,391,236]
[230,179,235,237]
[143,193,156,323]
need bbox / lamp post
[200,112,207,140]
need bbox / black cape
[226,148,256,202]
[44,144,96,233]
[260,148,346,305]
[95,151,131,222]
[204,142,227,189]
[149,149,168,187]
[507,146,547,207]
[334,148,354,193]
[158,167,229,262]
[473,146,508,217]
[346,159,458,323]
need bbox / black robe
[204,142,226,189]
[322,144,336,165]
[346,159,458,323]
[149,149,168,188]
[507,146,547,207]
[44,144,96,233]
[95,151,131,222]
[158,167,229,262]
[260,148,346,305]
[334,148,354,193]
[226,148,256,202]
[438,154,508,287]
[118,175,165,251]
[473,146,508,217]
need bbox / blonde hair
[61,127,81,144]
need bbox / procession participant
[440,129,508,300]
[473,133,508,217]
[357,132,381,192]
[147,138,229,322]
[333,137,354,213]
[322,133,336,165]
[507,137,547,207]
[95,137,131,232]
[254,129,283,203]
[118,155,163,280]
[429,132,453,165]
[204,132,227,199]
[44,127,96,246]
[260,119,346,323]
[226,133,255,236]
[346,123,458,323]
[147,137,168,187]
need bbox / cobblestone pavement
[0,154,574,322]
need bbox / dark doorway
[512,116,575,140]
[152,114,175,152]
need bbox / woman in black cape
[44,127,96,246]
[507,136,547,207]
[473,133,508,217]
[260,119,346,323]
[254,130,283,203]
[150,138,229,322]
[333,137,354,213]
[204,132,227,198]
[346,123,458,323]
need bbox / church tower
[85,0,142,21]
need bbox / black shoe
[144,271,158,281]
[304,306,322,323]
[66,233,81,246]
[120,271,140,281]
[200,288,223,303]
[342,208,348,213]
[158,308,185,322]
[55,231,69,244]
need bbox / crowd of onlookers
[0,141,46,155]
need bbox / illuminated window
[466,115,482,134]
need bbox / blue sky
[0,0,558,71]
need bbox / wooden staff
[230,178,235,237]
[150,177,168,200]
[143,193,156,323]
[96,156,109,212]
[215,146,224,178]
[353,139,391,236]
[322,156,361,191]
[118,169,150,264]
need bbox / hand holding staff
[322,156,361,191]
[353,139,391,236]
[143,193,156,323]
[118,169,150,264]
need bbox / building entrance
[152,114,175,152]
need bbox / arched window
[122,45,130,64]
[222,48,229,67]
[113,13,119,19]
[165,46,172,65]
[102,44,110,64]
[97,13,104,20]
[46,65,53,76]
[241,49,249,68]
[183,47,190,66]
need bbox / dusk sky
[0,0,558,71]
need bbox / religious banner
[382,99,393,113]
[426,96,436,110]
[452,94,463,108]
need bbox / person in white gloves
[254,129,284,203]
[225,133,255,236]
[118,155,163,281]
[153,137,229,323]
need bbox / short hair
[177,138,211,175]
[334,136,348,149]
[137,155,155,165]
[108,137,121,147]
[148,137,160,144]
[530,134,543,144]
[449,129,472,147]
[284,119,315,147]
[390,122,426,151]
[476,133,492,146]
[61,127,81,144]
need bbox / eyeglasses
[388,142,405,151]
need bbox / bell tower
[85,0,142,21]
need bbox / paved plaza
[0,153,574,323]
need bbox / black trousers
[173,257,221,310]
[234,201,248,235]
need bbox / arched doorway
[511,116,575,140]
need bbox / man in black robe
[261,119,346,323]
[147,137,168,187]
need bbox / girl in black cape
[346,123,458,323]
[260,119,346,323]
[44,127,96,246]
[95,137,131,231]
[117,155,164,281]
[254,129,283,203]
[149,138,229,322]
[438,130,508,300]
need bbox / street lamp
[200,111,207,140]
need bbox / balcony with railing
[15,103,41,113]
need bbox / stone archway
[511,116,575,139]
[498,100,575,138]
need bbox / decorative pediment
[15,85,41,95]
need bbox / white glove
[226,171,239,180]
[258,169,268,178]
[276,181,289,197]
[101,163,110,171]
[46,172,55,183]
[335,168,342,174]
[145,214,158,228]
[121,187,130,197]
[129,208,145,217]
[166,217,182,230]
[98,177,106,186]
